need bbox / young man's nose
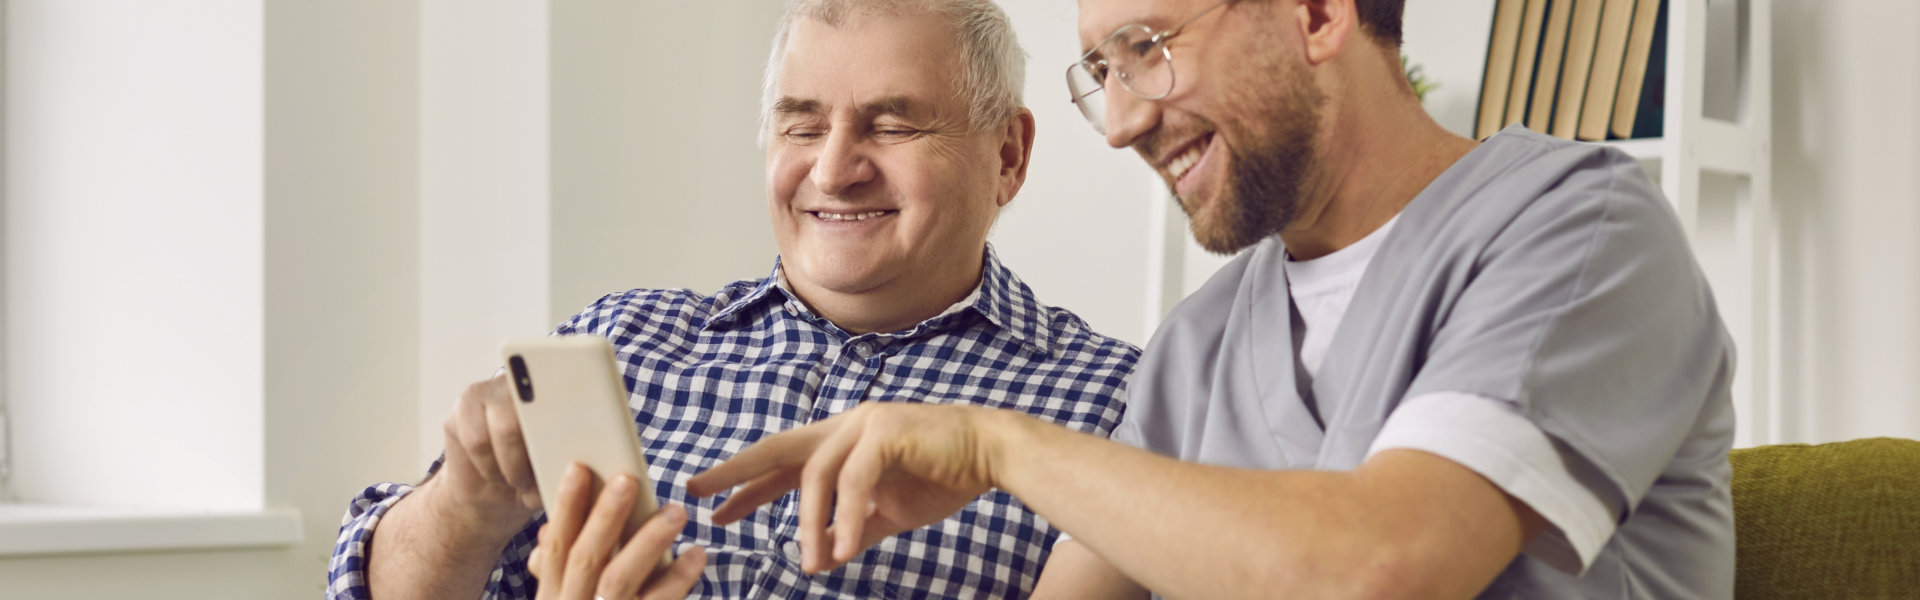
[1103,86,1160,149]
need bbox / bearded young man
[688,0,1737,598]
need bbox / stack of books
[1474,0,1667,141]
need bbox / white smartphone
[502,335,668,565]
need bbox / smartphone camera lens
[507,355,535,403]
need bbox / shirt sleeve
[1367,392,1617,575]
[325,456,546,600]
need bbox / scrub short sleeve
[1402,154,1733,521]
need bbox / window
[0,0,295,556]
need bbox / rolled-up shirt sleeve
[326,457,545,600]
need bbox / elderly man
[690,0,1736,598]
[325,1,1138,598]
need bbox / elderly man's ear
[997,108,1038,208]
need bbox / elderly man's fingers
[486,400,540,496]
[639,546,708,600]
[595,503,689,599]
[709,470,800,525]
[449,393,507,487]
[798,423,864,574]
[561,474,639,599]
[687,424,828,497]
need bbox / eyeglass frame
[1066,0,1234,133]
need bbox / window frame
[0,0,15,504]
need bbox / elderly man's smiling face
[765,10,1016,305]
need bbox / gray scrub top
[1116,125,1736,598]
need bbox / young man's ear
[998,108,1038,207]
[1294,0,1357,66]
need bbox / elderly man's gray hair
[760,0,1029,145]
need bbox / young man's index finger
[687,427,812,496]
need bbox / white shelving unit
[1142,0,1780,447]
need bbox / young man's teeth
[1168,145,1203,180]
[814,211,889,221]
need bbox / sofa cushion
[1729,437,1920,598]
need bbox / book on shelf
[1476,0,1667,141]
[1475,0,1528,139]
[1577,0,1639,141]
[1503,0,1552,132]
[1552,0,1606,139]
[1527,0,1576,133]
[1610,0,1667,140]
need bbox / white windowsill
[0,504,303,557]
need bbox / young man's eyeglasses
[1066,0,1232,135]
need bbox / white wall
[548,1,781,323]
[416,0,554,466]
[1771,0,1920,444]
[261,0,424,594]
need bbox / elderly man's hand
[422,374,543,539]
[530,462,706,600]
[686,402,1006,574]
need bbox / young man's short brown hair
[1239,0,1403,47]
[1354,0,1405,47]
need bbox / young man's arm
[1030,540,1148,600]
[689,403,1545,600]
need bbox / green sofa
[1730,437,1920,598]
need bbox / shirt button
[782,540,803,563]
[849,341,874,358]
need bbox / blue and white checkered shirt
[328,247,1138,599]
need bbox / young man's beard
[1181,52,1327,256]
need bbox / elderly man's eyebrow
[858,96,924,120]
[772,97,823,117]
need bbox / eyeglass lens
[1069,25,1175,134]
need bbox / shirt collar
[700,245,1054,357]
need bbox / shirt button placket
[838,340,884,415]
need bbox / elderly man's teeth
[1168,145,1203,180]
[814,211,890,221]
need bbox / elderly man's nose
[811,133,876,195]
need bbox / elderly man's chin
[786,247,904,295]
